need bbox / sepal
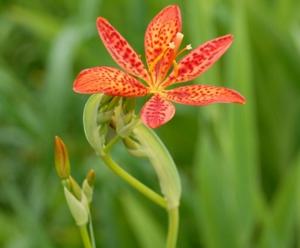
[125,122,181,209]
[82,169,95,204]
[83,94,120,154]
[122,136,148,157]
[64,187,89,226]
[113,98,138,138]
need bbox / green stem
[88,215,96,248]
[166,207,179,248]
[101,153,167,209]
[79,225,93,248]
[103,135,121,153]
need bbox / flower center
[147,32,192,89]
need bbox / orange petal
[73,66,148,97]
[144,5,182,83]
[163,35,233,87]
[165,85,245,105]
[97,17,150,82]
[141,94,175,128]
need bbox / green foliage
[0,0,299,247]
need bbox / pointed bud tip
[87,169,96,186]
[54,136,71,179]
[69,176,82,200]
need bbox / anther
[169,42,175,49]
[186,44,192,50]
[173,32,184,51]
[176,32,184,40]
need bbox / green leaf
[122,192,164,248]
[131,122,181,209]
[259,155,300,248]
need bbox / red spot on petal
[73,66,148,97]
[97,17,150,82]
[166,84,245,106]
[141,94,175,128]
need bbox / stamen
[186,44,192,50]
[148,32,190,86]
[176,44,192,57]
[169,42,175,49]
[173,32,184,53]
[148,47,170,74]
[172,60,179,79]
[160,60,179,88]
[175,32,184,40]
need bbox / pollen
[186,44,192,50]
[173,32,184,52]
[175,32,184,40]
[169,42,176,49]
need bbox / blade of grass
[259,154,300,248]
[122,192,164,248]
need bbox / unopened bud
[69,176,82,200]
[86,169,96,187]
[83,94,120,154]
[123,98,135,114]
[82,179,93,204]
[64,187,89,226]
[107,96,120,110]
[114,99,139,138]
[123,136,147,157]
[54,136,70,179]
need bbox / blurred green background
[1,0,300,247]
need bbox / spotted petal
[141,94,175,128]
[163,35,233,87]
[97,17,150,82]
[73,66,148,97]
[144,5,181,83]
[165,85,245,105]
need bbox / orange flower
[73,5,245,128]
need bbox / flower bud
[82,169,95,204]
[83,94,120,154]
[82,180,93,204]
[86,169,96,186]
[123,136,147,157]
[64,187,89,226]
[54,136,71,179]
[69,176,82,200]
[114,99,138,137]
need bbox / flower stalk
[167,208,179,248]
[100,153,167,209]
[54,136,96,248]
[82,93,181,247]
[79,225,93,248]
